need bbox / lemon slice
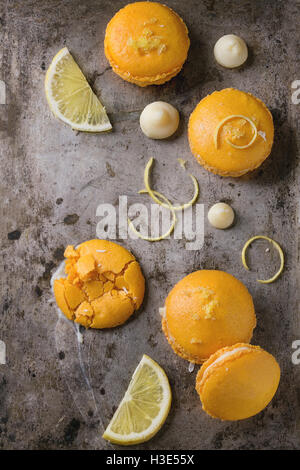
[45,47,112,132]
[103,354,171,446]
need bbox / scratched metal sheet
[0,0,300,449]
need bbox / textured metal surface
[0,0,300,450]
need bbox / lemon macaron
[162,270,256,364]
[196,343,280,420]
[188,88,274,177]
[104,1,190,87]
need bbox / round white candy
[140,101,179,139]
[214,34,248,68]
[208,202,235,229]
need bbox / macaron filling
[201,346,252,382]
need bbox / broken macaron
[53,239,145,328]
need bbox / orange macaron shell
[104,2,190,86]
[53,239,145,328]
[163,270,256,363]
[188,88,274,176]
[196,343,281,420]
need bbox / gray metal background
[0,0,299,450]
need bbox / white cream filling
[159,306,166,318]
[202,346,251,382]
[214,34,248,68]
[140,101,179,139]
[208,202,235,229]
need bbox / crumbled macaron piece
[91,292,134,329]
[63,281,86,309]
[83,280,104,301]
[214,34,248,68]
[140,101,179,139]
[75,301,94,328]
[64,245,79,259]
[208,202,235,229]
[76,254,97,281]
[53,240,145,328]
[54,279,73,320]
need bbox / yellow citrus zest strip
[214,114,258,150]
[241,235,284,284]
[177,158,186,169]
[128,190,176,242]
[142,157,199,211]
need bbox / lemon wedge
[45,47,112,132]
[103,354,171,446]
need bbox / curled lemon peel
[128,158,199,242]
[241,235,284,284]
[128,190,176,242]
[214,114,258,150]
[142,157,199,211]
[177,158,186,169]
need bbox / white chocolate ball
[140,101,179,139]
[214,34,248,68]
[208,203,235,229]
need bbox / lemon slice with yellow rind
[103,354,171,445]
[45,47,112,132]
